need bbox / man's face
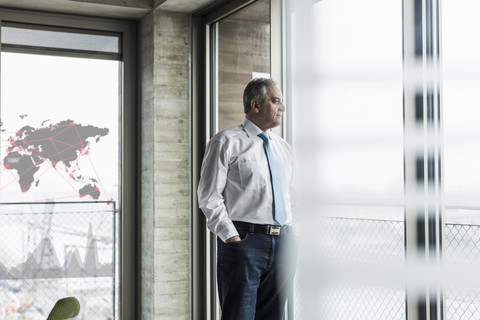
[255,85,285,131]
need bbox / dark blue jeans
[217,230,296,320]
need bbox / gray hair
[243,78,278,113]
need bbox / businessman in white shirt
[198,78,296,320]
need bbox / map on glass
[1,118,109,200]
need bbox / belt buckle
[266,225,281,235]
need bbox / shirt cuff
[217,222,239,243]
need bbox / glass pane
[2,26,120,54]
[442,1,480,318]
[443,0,480,207]
[0,51,120,319]
[310,0,403,204]
[216,0,271,132]
[288,0,404,319]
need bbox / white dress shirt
[197,118,295,242]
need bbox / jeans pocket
[219,232,252,263]
[225,230,249,246]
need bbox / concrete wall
[139,11,155,319]
[140,9,191,320]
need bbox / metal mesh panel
[0,202,117,319]
[318,284,405,320]
[318,218,404,265]
[293,217,480,320]
[445,223,480,320]
[294,217,406,319]
[319,218,405,319]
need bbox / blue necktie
[258,132,287,226]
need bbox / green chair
[46,297,80,320]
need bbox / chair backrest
[46,297,80,320]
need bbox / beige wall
[140,9,191,320]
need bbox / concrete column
[140,9,191,320]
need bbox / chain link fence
[0,201,117,320]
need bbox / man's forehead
[266,85,283,98]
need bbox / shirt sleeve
[197,137,239,242]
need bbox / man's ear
[251,99,259,112]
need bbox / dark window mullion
[2,44,122,61]
[404,0,443,319]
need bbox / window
[0,12,135,320]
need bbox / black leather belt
[233,221,290,236]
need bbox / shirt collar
[242,118,267,139]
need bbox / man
[197,78,296,320]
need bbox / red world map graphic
[1,119,110,201]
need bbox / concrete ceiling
[0,0,217,19]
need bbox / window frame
[0,8,137,319]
